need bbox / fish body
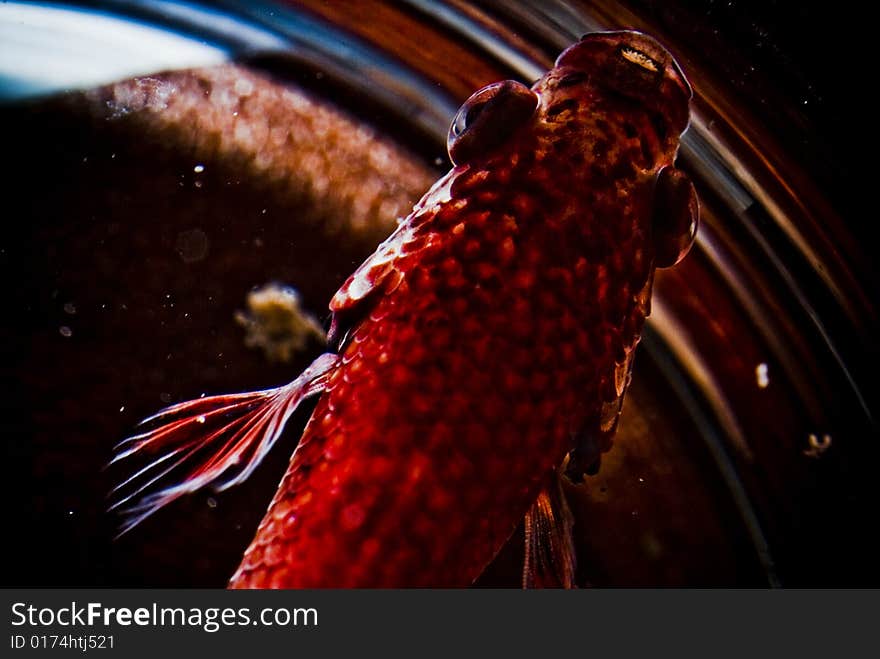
[112,31,698,588]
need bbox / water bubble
[175,228,209,263]
[119,406,125,413]
[193,164,205,173]
[63,302,77,315]
[59,326,72,337]
[160,392,172,403]
[207,497,218,509]
[196,415,206,424]
[194,180,203,189]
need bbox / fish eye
[619,46,660,73]
[451,100,488,139]
[447,80,538,166]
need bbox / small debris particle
[804,433,832,459]
[236,283,326,363]
[755,363,770,388]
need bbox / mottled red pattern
[227,32,695,587]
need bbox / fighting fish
[110,31,699,588]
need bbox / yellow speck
[755,363,770,389]
[804,433,832,458]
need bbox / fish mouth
[619,45,660,73]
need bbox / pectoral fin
[652,165,699,268]
[109,352,338,537]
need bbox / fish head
[553,30,692,142]
[447,30,692,169]
[538,30,698,268]
[445,31,698,270]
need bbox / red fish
[111,31,698,588]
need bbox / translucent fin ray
[109,353,338,537]
[522,475,577,589]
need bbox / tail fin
[109,353,338,537]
